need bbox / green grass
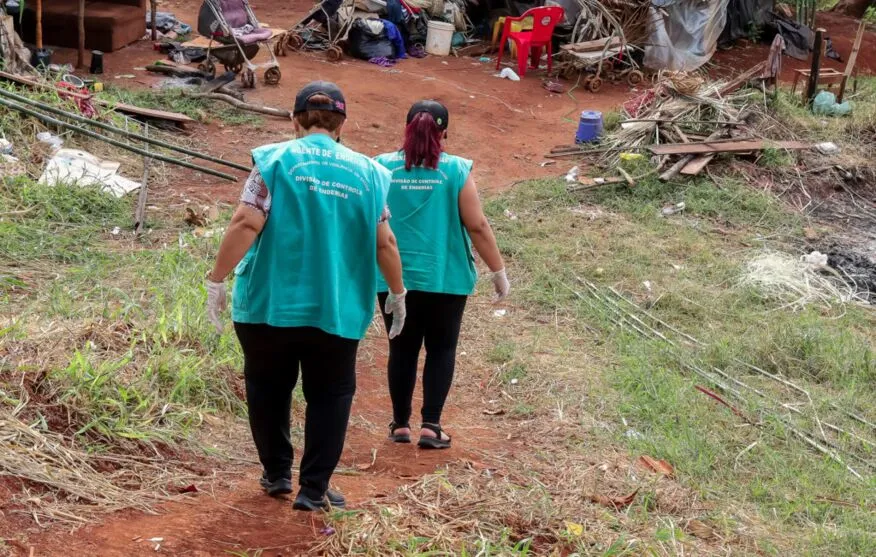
[1,177,244,448]
[482,178,876,555]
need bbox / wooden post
[838,20,865,103]
[134,124,152,234]
[805,28,825,106]
[77,0,85,68]
[150,0,158,41]
[35,0,43,49]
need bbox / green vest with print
[232,134,390,340]
[374,151,477,295]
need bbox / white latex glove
[206,277,227,333]
[384,289,407,339]
[491,269,510,302]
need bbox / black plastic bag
[347,19,394,60]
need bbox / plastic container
[426,21,455,56]
[575,110,603,143]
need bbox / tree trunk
[77,0,85,68]
[832,0,874,18]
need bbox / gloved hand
[384,289,407,339]
[206,276,227,334]
[491,269,510,302]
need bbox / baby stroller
[197,0,282,87]
[284,0,353,62]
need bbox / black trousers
[233,323,358,498]
[378,291,467,425]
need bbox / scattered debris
[814,142,840,156]
[660,202,685,217]
[587,489,638,509]
[812,91,851,117]
[637,455,674,477]
[738,250,861,310]
[38,149,141,198]
[497,68,520,82]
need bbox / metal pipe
[0,96,238,181]
[0,87,251,172]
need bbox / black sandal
[418,423,451,449]
[388,421,411,443]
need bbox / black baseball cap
[407,100,449,130]
[294,81,347,116]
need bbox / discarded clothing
[146,11,193,35]
[381,19,407,59]
[761,34,784,82]
[369,56,396,67]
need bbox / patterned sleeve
[239,167,272,217]
[378,205,390,225]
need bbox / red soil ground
[4,3,875,555]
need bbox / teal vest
[232,134,390,340]
[374,151,477,295]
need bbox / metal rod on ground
[0,96,238,181]
[805,28,825,106]
[135,124,152,234]
[0,87,250,172]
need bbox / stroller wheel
[626,70,644,87]
[588,76,603,93]
[287,33,304,51]
[224,62,243,74]
[326,46,343,62]
[198,60,216,79]
[241,69,256,89]
[264,67,281,85]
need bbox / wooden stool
[791,68,851,96]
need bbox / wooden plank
[0,70,196,124]
[181,28,286,48]
[680,155,715,176]
[650,140,810,156]
[838,20,866,102]
[719,61,766,96]
[560,36,622,53]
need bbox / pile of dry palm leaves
[571,0,652,45]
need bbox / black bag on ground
[347,19,394,60]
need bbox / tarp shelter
[644,0,731,72]
[645,0,776,72]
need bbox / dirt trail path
[23,341,498,556]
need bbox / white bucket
[425,21,455,56]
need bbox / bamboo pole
[0,87,250,171]
[0,96,238,181]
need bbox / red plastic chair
[495,6,565,78]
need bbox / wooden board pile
[550,61,813,183]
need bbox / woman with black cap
[205,81,408,511]
[375,100,509,449]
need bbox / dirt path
[22,341,498,556]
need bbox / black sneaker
[259,473,293,497]
[292,488,346,511]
